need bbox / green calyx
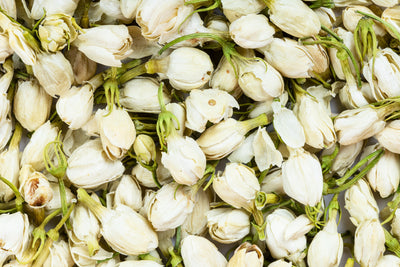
[354,17,377,70]
[321,144,339,174]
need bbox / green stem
[321,25,342,42]
[32,238,53,267]
[174,226,182,251]
[356,11,400,41]
[9,122,22,149]
[239,113,269,134]
[0,175,23,212]
[77,188,107,221]
[118,64,147,84]
[384,228,400,257]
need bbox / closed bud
[282,147,323,207]
[21,121,58,171]
[221,0,266,22]
[43,239,74,267]
[342,6,386,36]
[112,175,143,211]
[181,189,210,237]
[382,6,400,39]
[0,0,16,19]
[376,120,400,154]
[120,77,170,113]
[67,139,125,189]
[134,135,156,165]
[0,32,13,63]
[116,260,162,267]
[345,179,379,226]
[268,0,321,38]
[185,88,239,133]
[354,219,385,267]
[166,103,186,136]
[315,7,336,31]
[207,208,250,244]
[0,119,12,151]
[73,25,133,67]
[30,0,79,19]
[65,46,97,85]
[213,162,260,211]
[268,260,292,267]
[13,79,52,132]
[331,142,363,176]
[147,182,195,231]
[377,255,400,266]
[33,52,74,97]
[227,242,263,267]
[210,56,239,93]
[181,235,227,267]
[0,212,30,256]
[261,168,285,195]
[38,14,79,52]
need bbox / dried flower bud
[210,56,239,93]
[354,219,385,267]
[0,32,13,63]
[181,189,210,237]
[13,79,51,132]
[315,7,336,31]
[0,119,12,152]
[69,242,114,267]
[133,135,156,165]
[65,46,97,85]
[330,141,364,176]
[268,260,292,267]
[207,208,250,244]
[227,242,264,267]
[147,182,195,231]
[0,144,19,202]
[342,6,385,36]
[382,6,400,39]
[181,235,227,267]
[116,260,162,267]
[0,212,30,256]
[377,255,400,266]
[45,182,75,212]
[67,139,125,189]
[43,239,74,267]
[261,168,285,195]
[345,179,379,226]
[30,0,79,19]
[32,52,74,97]
[73,25,133,67]
[112,175,143,211]
[253,127,283,171]
[185,88,239,133]
[166,103,186,136]
[376,120,400,154]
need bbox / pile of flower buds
[3,0,400,266]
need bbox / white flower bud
[120,0,140,20]
[116,260,163,267]
[265,209,313,263]
[181,235,227,267]
[120,77,171,113]
[207,208,250,244]
[69,243,114,267]
[345,179,379,226]
[67,139,125,189]
[331,142,363,176]
[268,260,292,267]
[127,26,162,59]
[0,119,11,152]
[229,14,274,49]
[13,79,51,132]
[354,219,385,267]
[228,131,256,164]
[21,121,58,171]
[0,92,10,122]
[391,209,400,239]
[376,120,400,154]
[253,127,283,171]
[213,162,260,211]
[363,48,400,100]
[268,0,321,38]
[98,0,131,22]
[166,103,186,136]
[261,169,285,195]
[38,14,79,52]
[73,25,133,67]
[238,59,284,101]
[227,242,263,267]
[307,217,343,267]
[131,153,172,188]
[282,148,323,207]
[0,33,13,63]
[148,182,195,231]
[32,52,74,97]
[272,102,305,149]
[65,46,97,85]
[113,175,143,211]
[373,0,399,7]
[260,38,329,79]
[221,0,266,22]
[181,189,210,237]
[96,107,136,160]
[334,106,386,146]
[0,144,19,202]
[315,7,336,31]
[377,255,400,266]
[43,239,74,267]
[185,88,239,133]
[0,0,16,19]
[210,56,239,93]
[133,135,156,165]
[161,131,206,186]
[30,0,79,19]
[342,6,386,36]
[0,212,30,256]
[294,92,336,149]
[197,115,268,160]
[382,6,400,39]
[19,164,53,208]
[62,128,90,157]
[45,182,75,212]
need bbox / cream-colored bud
[38,14,79,52]
[30,0,79,19]
[221,0,266,22]
[342,6,386,36]
[272,102,305,149]
[133,135,156,165]
[98,0,131,22]
[45,182,75,212]
[0,32,13,63]
[372,0,399,7]
[334,106,386,146]
[391,209,400,239]
[253,127,283,171]
[65,46,97,85]
[120,77,170,113]
[0,92,9,119]
[227,242,263,267]
[185,88,239,133]
[377,255,400,266]
[197,115,268,160]
[207,208,250,244]
[112,175,143,211]
[69,243,114,267]
[282,147,323,207]
[294,92,336,149]
[213,162,260,211]
[96,107,136,160]
[238,59,284,101]
[265,209,313,263]
[166,103,186,136]
[331,141,364,176]
[73,25,133,67]
[228,130,256,164]
[120,0,140,20]
[131,158,172,188]
[382,6,400,39]
[0,0,16,19]
[315,7,336,31]
[354,219,385,267]
[147,182,195,231]
[43,239,74,267]
[229,14,274,49]
[19,164,53,208]
[261,168,284,195]
[307,216,343,267]
[268,0,321,38]
[181,235,227,267]
[0,212,29,256]
[0,119,11,152]
[0,143,19,202]
[127,26,162,59]
[210,56,239,93]
[161,131,206,186]
[268,260,292,267]
[376,120,400,154]
[32,52,74,97]
[181,189,210,237]
[116,260,163,267]
[67,139,125,189]
[345,179,379,226]
[62,128,90,157]
[21,121,58,171]
[13,79,52,132]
